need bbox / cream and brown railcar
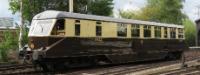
[28,10,186,69]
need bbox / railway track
[65,50,200,75]
[64,60,181,75]
[153,66,200,75]
[0,50,199,75]
[0,64,35,75]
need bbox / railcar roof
[33,10,183,28]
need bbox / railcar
[22,10,187,70]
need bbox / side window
[170,28,176,39]
[56,19,65,30]
[131,24,140,37]
[178,28,184,39]
[155,26,161,38]
[52,19,65,35]
[164,27,168,38]
[75,20,80,36]
[117,23,127,37]
[96,21,102,36]
[144,25,151,37]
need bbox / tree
[183,19,196,46]
[119,0,185,25]
[9,0,114,22]
[87,0,113,16]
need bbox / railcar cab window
[155,26,161,38]
[170,28,176,39]
[55,19,65,30]
[96,21,102,36]
[75,20,80,36]
[131,24,140,37]
[117,23,127,37]
[52,19,65,35]
[164,27,168,38]
[144,25,151,37]
[178,28,184,39]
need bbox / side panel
[151,26,155,38]
[161,27,164,39]
[127,24,131,38]
[140,25,144,38]
[88,21,96,37]
[176,28,179,39]
[80,20,88,37]
[80,20,96,37]
[167,28,171,39]
[65,19,75,36]
[102,22,117,37]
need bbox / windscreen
[28,19,56,36]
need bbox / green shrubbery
[0,28,28,62]
[0,30,18,62]
[183,19,197,46]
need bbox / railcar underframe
[30,37,186,69]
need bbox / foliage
[183,19,196,46]
[0,30,18,62]
[9,0,114,22]
[119,10,136,19]
[119,0,196,46]
[119,0,185,24]
[87,0,113,16]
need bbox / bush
[0,30,18,62]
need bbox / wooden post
[181,51,188,68]
[69,0,73,13]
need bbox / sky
[0,0,19,23]
[0,0,200,24]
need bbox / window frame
[164,27,168,38]
[178,28,184,39]
[154,26,161,38]
[170,28,176,39]
[131,24,140,37]
[75,20,80,36]
[96,21,102,36]
[117,23,127,37]
[143,25,151,38]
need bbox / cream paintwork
[65,19,75,36]
[167,28,171,39]
[80,20,96,37]
[161,27,165,39]
[176,28,179,39]
[102,22,117,38]
[151,26,155,38]
[127,24,131,38]
[51,18,184,39]
[140,25,144,38]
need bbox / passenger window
[96,21,102,36]
[170,28,176,39]
[75,20,80,36]
[131,24,140,37]
[164,27,168,38]
[178,28,184,39]
[117,23,127,37]
[155,26,161,38]
[144,25,151,37]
